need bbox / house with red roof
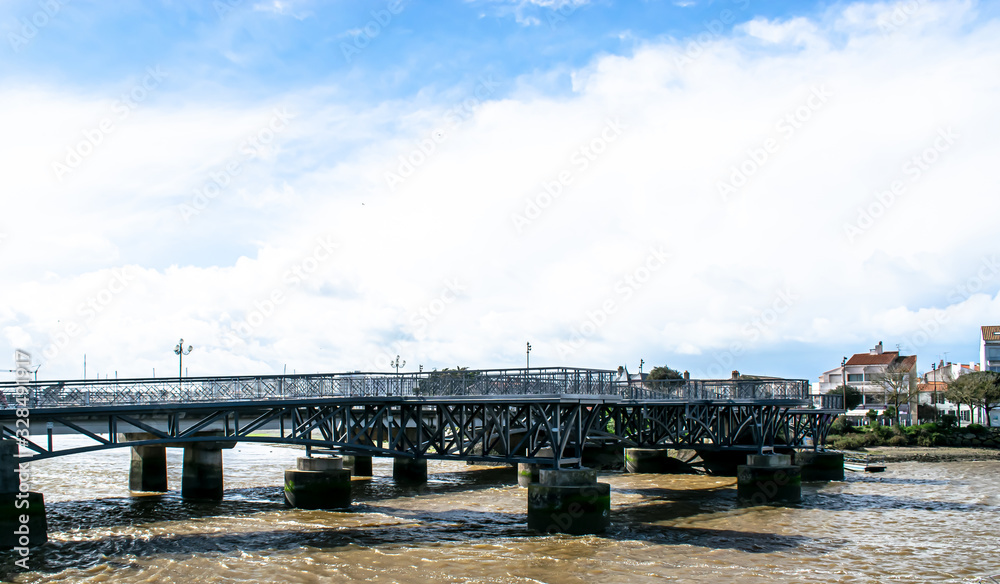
[817,341,918,421]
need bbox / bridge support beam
[284,456,351,509]
[342,455,373,477]
[527,468,610,535]
[182,445,224,500]
[129,445,168,492]
[393,457,427,484]
[796,451,845,482]
[737,454,802,506]
[0,440,47,549]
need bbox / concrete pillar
[284,456,351,509]
[583,443,624,471]
[0,440,47,549]
[796,451,845,482]
[182,445,224,500]
[129,445,168,492]
[517,463,539,487]
[393,457,427,484]
[517,446,555,487]
[696,449,750,476]
[624,448,695,474]
[737,454,802,506]
[527,468,610,535]
[342,455,373,477]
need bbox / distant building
[982,326,1000,373]
[817,342,917,409]
[916,360,979,424]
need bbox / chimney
[871,341,884,355]
[731,370,740,379]
[683,370,690,380]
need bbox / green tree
[945,373,979,426]
[948,371,1000,427]
[870,362,918,427]
[647,365,683,381]
[827,384,863,410]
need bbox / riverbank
[866,446,1000,463]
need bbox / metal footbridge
[0,367,840,466]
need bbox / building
[817,342,918,422]
[982,326,1000,373]
[916,360,979,424]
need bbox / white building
[817,341,917,407]
[916,360,979,424]
[982,325,1000,373]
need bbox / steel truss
[0,396,840,465]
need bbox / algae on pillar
[527,468,610,535]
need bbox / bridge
[0,367,843,543]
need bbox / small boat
[842,451,887,473]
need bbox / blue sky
[2,0,999,383]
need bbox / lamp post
[390,355,405,374]
[174,338,193,378]
[526,342,532,370]
[841,356,848,413]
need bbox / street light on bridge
[526,342,531,370]
[390,355,405,374]
[174,339,193,378]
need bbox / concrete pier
[129,445,168,492]
[0,440,47,549]
[737,454,802,506]
[342,455,373,477]
[517,462,539,487]
[796,451,845,482]
[698,449,752,476]
[624,448,695,474]
[284,456,352,509]
[527,468,610,535]
[182,445,224,500]
[516,447,555,487]
[583,442,624,471]
[393,457,427,484]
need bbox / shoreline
[863,446,1000,463]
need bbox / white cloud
[3,0,1000,380]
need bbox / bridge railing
[0,368,809,408]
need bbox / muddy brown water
[4,437,999,583]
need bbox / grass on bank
[824,415,994,450]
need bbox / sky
[1,0,999,384]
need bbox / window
[848,374,864,382]
[987,347,1000,361]
[961,410,971,422]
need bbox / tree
[983,372,1000,427]
[948,371,1000,427]
[827,384,863,411]
[945,373,979,426]
[647,365,683,381]
[870,361,918,427]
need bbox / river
[3,437,999,583]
